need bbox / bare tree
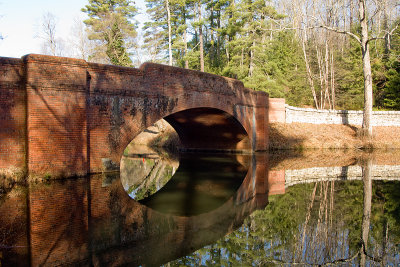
[69,17,92,60]
[36,12,65,56]
[313,0,399,137]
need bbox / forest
[38,0,399,111]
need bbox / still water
[1,150,400,266]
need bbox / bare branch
[316,25,361,44]
[257,22,363,47]
[367,21,400,44]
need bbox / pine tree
[382,26,400,110]
[82,0,138,66]
[143,0,182,64]
[173,0,194,68]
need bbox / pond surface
[1,150,400,266]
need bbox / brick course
[0,57,26,176]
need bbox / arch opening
[119,107,251,208]
[164,107,250,152]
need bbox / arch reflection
[94,153,268,266]
[120,145,179,201]
[122,148,248,216]
[0,153,269,267]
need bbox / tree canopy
[82,0,138,66]
[75,0,400,110]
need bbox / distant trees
[137,0,400,116]
[35,0,400,114]
[81,0,138,66]
[307,0,399,136]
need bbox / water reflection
[0,151,268,266]
[121,146,179,201]
[1,151,400,266]
[121,146,249,216]
[169,154,400,266]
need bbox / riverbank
[269,122,400,150]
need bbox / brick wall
[0,58,25,177]
[24,55,89,177]
[268,98,285,123]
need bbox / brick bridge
[0,54,270,178]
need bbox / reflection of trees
[168,160,400,266]
[360,157,372,266]
[120,154,178,201]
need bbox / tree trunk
[198,1,205,72]
[217,10,221,66]
[184,28,189,69]
[383,0,390,55]
[249,40,255,77]
[350,0,354,30]
[225,35,230,63]
[359,0,373,137]
[302,31,319,109]
[360,157,372,266]
[331,52,335,110]
[166,0,173,66]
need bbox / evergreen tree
[205,0,229,72]
[143,0,181,64]
[381,24,400,110]
[173,0,194,68]
[82,0,138,66]
[140,0,399,112]
[383,57,400,109]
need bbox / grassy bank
[269,123,400,150]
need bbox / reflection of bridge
[0,54,269,177]
[0,154,273,266]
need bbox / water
[1,150,400,266]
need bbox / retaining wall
[284,165,400,187]
[268,98,400,126]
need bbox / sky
[0,0,148,58]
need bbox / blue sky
[0,0,148,58]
